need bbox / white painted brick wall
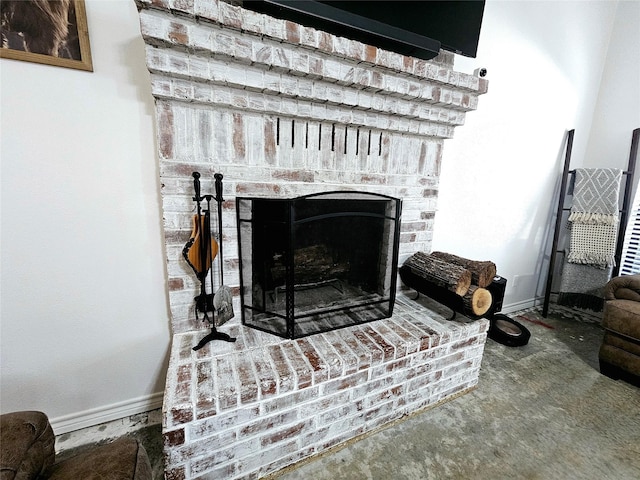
[135,2,489,477]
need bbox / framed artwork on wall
[0,0,93,72]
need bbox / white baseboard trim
[500,297,543,314]
[50,392,163,437]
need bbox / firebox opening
[237,191,402,338]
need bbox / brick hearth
[163,294,488,479]
[135,0,489,478]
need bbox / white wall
[0,0,635,432]
[432,0,629,310]
[584,0,640,186]
[0,0,170,433]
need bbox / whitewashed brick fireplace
[136,1,488,478]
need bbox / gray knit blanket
[558,263,612,311]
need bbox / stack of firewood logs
[400,251,497,318]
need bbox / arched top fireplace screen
[236,191,402,338]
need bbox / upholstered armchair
[599,274,640,386]
[0,411,152,480]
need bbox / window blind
[620,201,640,275]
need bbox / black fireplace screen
[236,191,402,338]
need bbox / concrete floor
[61,306,640,479]
[272,307,640,480]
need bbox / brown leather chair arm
[604,274,640,301]
[0,411,55,480]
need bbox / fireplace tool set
[183,171,236,349]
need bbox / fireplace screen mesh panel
[237,192,402,338]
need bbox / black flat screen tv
[241,1,485,60]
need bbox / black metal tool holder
[189,172,236,350]
[399,266,471,321]
[400,266,509,322]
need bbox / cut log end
[464,286,492,316]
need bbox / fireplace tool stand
[183,172,236,350]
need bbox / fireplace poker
[212,173,234,327]
[215,173,225,281]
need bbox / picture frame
[0,0,93,72]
